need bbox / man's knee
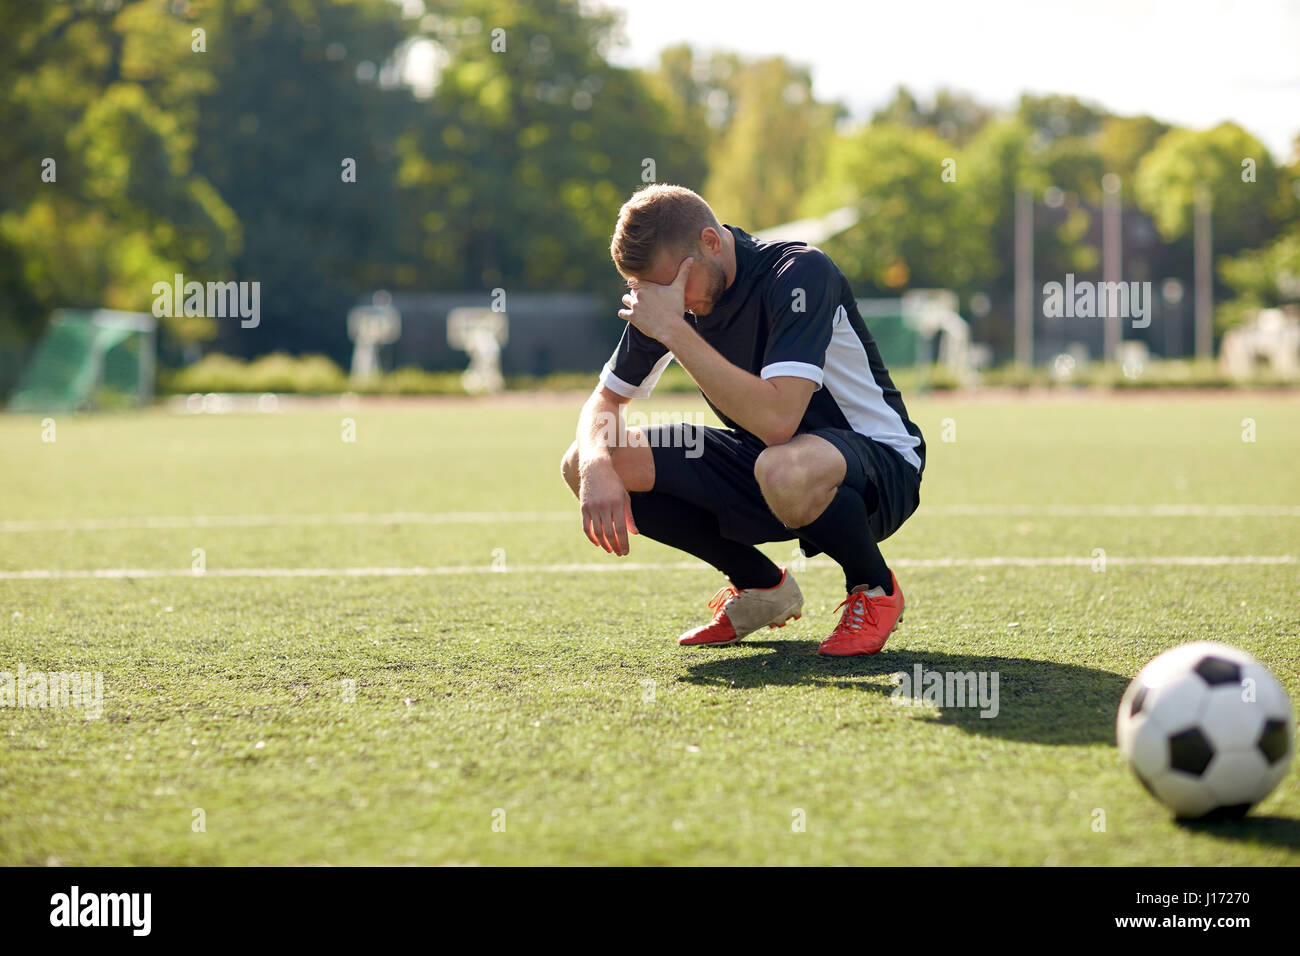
[755,444,813,525]
[754,441,837,527]
[561,440,581,496]
[561,438,654,495]
[754,444,803,498]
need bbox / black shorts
[642,423,921,556]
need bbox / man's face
[628,230,729,317]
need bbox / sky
[599,0,1300,162]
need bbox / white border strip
[3,504,1299,533]
[0,555,1292,580]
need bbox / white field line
[2,504,1300,533]
[0,554,1293,581]
[0,511,570,532]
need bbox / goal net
[7,310,156,412]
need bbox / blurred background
[2,0,1298,408]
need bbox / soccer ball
[1116,641,1294,820]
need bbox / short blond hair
[610,184,722,277]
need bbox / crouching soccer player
[560,184,924,656]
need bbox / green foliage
[1133,123,1299,333]
[1134,123,1288,252]
[161,351,349,394]
[188,0,416,357]
[803,123,994,293]
[959,118,1102,296]
[887,363,963,392]
[0,1,238,345]
[355,367,469,396]
[872,86,993,146]
[959,119,1051,287]
[1017,92,1109,143]
[643,46,746,142]
[1215,230,1300,331]
[395,0,706,294]
[974,358,1292,389]
[702,58,841,229]
[977,362,1043,389]
[2,0,1296,380]
[1222,229,1300,295]
[1098,115,1171,201]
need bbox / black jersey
[599,224,925,473]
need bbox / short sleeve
[760,250,839,389]
[599,322,674,399]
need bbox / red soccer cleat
[817,572,904,656]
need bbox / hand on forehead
[630,250,697,289]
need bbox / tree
[1098,115,1171,200]
[0,0,238,348]
[961,118,1050,271]
[1217,228,1300,330]
[1017,93,1108,144]
[800,123,994,294]
[870,86,922,129]
[1215,152,1300,330]
[188,0,417,358]
[871,85,992,146]
[928,89,995,146]
[959,119,1098,351]
[703,57,842,229]
[643,44,743,141]
[394,0,706,295]
[1134,123,1289,255]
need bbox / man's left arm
[619,255,833,446]
[658,322,813,446]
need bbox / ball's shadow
[1176,815,1300,849]
[679,640,1130,746]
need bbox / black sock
[629,491,783,590]
[796,485,892,594]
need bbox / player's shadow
[679,640,1130,746]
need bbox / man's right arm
[578,321,671,555]
[574,385,639,556]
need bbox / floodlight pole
[1013,187,1034,366]
[1194,184,1213,359]
[1102,174,1123,360]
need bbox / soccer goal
[7,309,156,412]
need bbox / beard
[688,258,729,317]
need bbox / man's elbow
[757,379,815,446]
[756,417,801,447]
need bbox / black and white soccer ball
[1117,641,1294,820]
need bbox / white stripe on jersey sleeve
[760,361,824,388]
[598,351,675,399]
[821,305,923,471]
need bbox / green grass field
[1,392,1297,865]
